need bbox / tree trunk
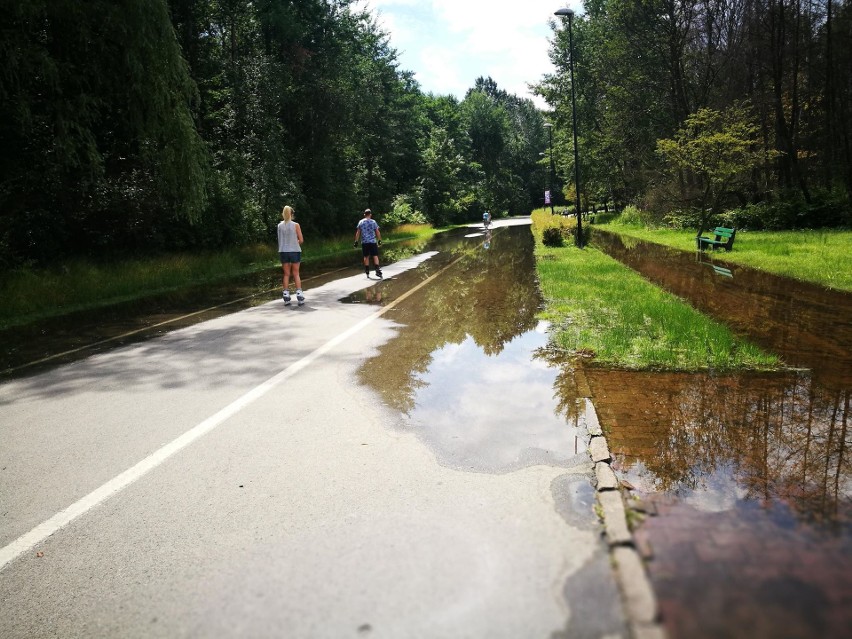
[825,0,836,189]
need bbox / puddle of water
[398,323,587,473]
[583,368,851,527]
[359,225,590,473]
[585,230,852,638]
[592,230,852,387]
[587,231,852,526]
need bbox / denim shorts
[279,251,301,264]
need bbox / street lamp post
[554,7,582,247]
[544,122,555,215]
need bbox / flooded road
[350,225,590,475]
[5,218,850,637]
[590,230,852,638]
[0,221,629,639]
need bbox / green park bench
[696,226,736,251]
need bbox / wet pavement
[588,230,852,639]
[351,226,590,475]
[4,221,851,637]
[0,242,433,378]
[0,222,629,639]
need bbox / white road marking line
[0,252,464,572]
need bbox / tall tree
[657,103,772,232]
[538,0,850,222]
[0,0,208,265]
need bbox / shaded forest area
[3,0,850,270]
[538,0,852,230]
[0,0,549,268]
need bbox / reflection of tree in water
[379,240,431,265]
[593,229,852,376]
[360,227,542,413]
[534,348,584,426]
[572,368,851,525]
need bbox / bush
[618,204,661,227]
[382,194,428,229]
[542,226,565,247]
[721,189,851,230]
[718,202,776,230]
[619,204,643,225]
[662,209,706,230]
[594,211,619,224]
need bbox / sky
[352,0,584,109]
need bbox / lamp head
[543,122,553,128]
[554,8,574,17]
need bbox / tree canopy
[0,0,550,268]
[537,0,852,227]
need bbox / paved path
[0,239,625,638]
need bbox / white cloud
[416,45,470,97]
[355,0,584,108]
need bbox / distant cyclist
[483,210,491,228]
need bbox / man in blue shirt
[354,208,383,279]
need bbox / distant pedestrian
[354,208,383,279]
[277,205,305,306]
[483,210,491,228]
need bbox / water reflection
[580,369,851,526]
[400,325,587,472]
[586,230,852,638]
[549,356,852,638]
[587,230,852,524]
[359,226,589,473]
[593,230,852,389]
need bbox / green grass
[0,223,442,329]
[597,221,852,291]
[531,210,780,371]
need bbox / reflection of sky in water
[624,461,748,513]
[405,322,587,474]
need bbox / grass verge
[0,224,440,329]
[531,210,780,370]
[597,222,852,292]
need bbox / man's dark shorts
[279,251,301,264]
[361,243,379,257]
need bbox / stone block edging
[582,398,667,639]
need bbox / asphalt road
[0,222,626,638]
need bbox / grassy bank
[597,222,852,291]
[531,210,780,370]
[0,224,438,329]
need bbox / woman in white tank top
[277,206,305,305]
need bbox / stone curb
[581,398,667,639]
